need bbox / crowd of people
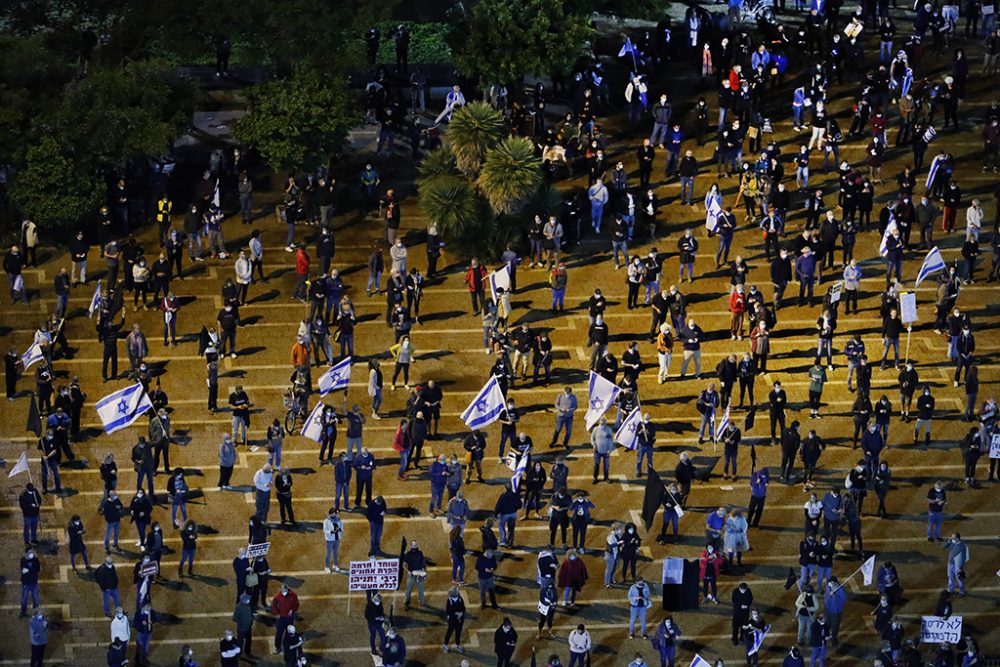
[5,0,1000,665]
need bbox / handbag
[245,571,259,587]
[538,601,551,616]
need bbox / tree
[8,136,102,231]
[477,137,542,216]
[448,0,594,86]
[446,102,507,176]
[235,68,357,172]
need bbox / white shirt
[253,469,273,492]
[323,516,343,542]
[110,614,131,642]
[568,629,593,653]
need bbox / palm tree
[476,136,542,216]
[417,144,459,180]
[445,102,506,176]
[418,171,481,238]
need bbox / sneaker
[325,567,332,573]
[285,246,294,252]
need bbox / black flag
[640,467,667,531]
[744,406,756,431]
[197,326,210,356]
[26,394,42,437]
[530,647,537,667]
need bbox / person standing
[28,608,48,667]
[133,603,153,665]
[944,533,970,596]
[627,577,653,639]
[568,624,592,667]
[19,484,42,547]
[96,556,121,617]
[366,495,386,556]
[232,594,254,661]
[551,386,578,448]
[464,259,488,315]
[270,583,300,654]
[731,582,753,646]
[443,586,466,654]
[275,468,295,527]
[322,507,344,573]
[494,618,518,667]
[252,464,273,522]
[652,616,681,667]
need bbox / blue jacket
[334,459,352,484]
[824,584,847,614]
[750,469,770,498]
[795,253,817,278]
[430,460,448,488]
[353,453,375,480]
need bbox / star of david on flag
[20,343,44,371]
[318,356,352,396]
[460,375,506,430]
[585,371,620,431]
[613,406,643,451]
[300,401,327,442]
[95,383,153,435]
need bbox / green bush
[373,21,452,65]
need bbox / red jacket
[465,265,487,292]
[728,68,741,92]
[699,550,722,579]
[392,425,409,453]
[295,249,310,276]
[557,557,589,590]
[271,589,300,618]
[729,291,746,315]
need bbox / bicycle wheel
[285,409,300,434]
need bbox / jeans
[255,490,270,520]
[451,553,465,582]
[698,411,715,440]
[335,481,350,510]
[553,413,573,445]
[604,552,617,585]
[188,234,202,259]
[430,484,445,513]
[498,512,518,545]
[881,338,899,366]
[817,565,832,591]
[817,339,833,366]
[947,560,966,594]
[23,516,38,545]
[21,584,39,612]
[405,574,426,605]
[179,547,195,572]
[369,521,383,555]
[593,451,610,480]
[346,437,363,459]
[41,460,61,492]
[367,270,382,295]
[637,446,654,474]
[371,388,382,415]
[811,644,826,667]
[232,415,247,443]
[800,563,816,588]
[479,577,497,606]
[72,259,87,284]
[551,287,565,309]
[269,441,283,467]
[879,40,893,61]
[171,499,187,525]
[612,240,628,267]
[285,223,296,248]
[590,202,604,232]
[102,588,121,616]
[104,522,120,551]
[629,606,647,635]
[325,540,340,569]
[927,511,943,539]
[680,177,694,203]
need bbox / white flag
[317,357,352,396]
[300,402,326,442]
[861,554,876,586]
[585,371,620,431]
[613,406,643,450]
[914,246,946,288]
[7,451,29,478]
[95,383,153,435]
[488,266,511,303]
[88,280,103,318]
[20,343,44,371]
[460,376,506,430]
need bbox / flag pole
[829,562,866,595]
[903,326,912,364]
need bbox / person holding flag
[741,609,769,667]
[460,375,506,431]
[915,246,947,287]
[95,383,152,436]
[318,356,351,397]
[585,371,620,432]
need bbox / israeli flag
[618,37,640,59]
[878,218,898,257]
[488,266,511,303]
[748,624,771,656]
[511,451,529,492]
[95,383,153,435]
[914,246,946,288]
[715,403,731,442]
[613,406,643,450]
[318,356,352,396]
[925,154,943,189]
[300,402,326,442]
[460,375,507,430]
[20,343,44,371]
[585,371,620,431]
[689,656,712,667]
[88,280,102,319]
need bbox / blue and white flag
[488,266,511,303]
[88,280,102,319]
[511,451,529,492]
[318,356,352,396]
[613,406,643,450]
[715,403,731,442]
[300,401,326,442]
[878,218,898,257]
[95,383,153,435]
[20,343,43,371]
[914,246,946,288]
[460,375,506,429]
[618,37,640,59]
[585,371,620,431]
[925,153,944,189]
[748,624,772,656]
[689,656,712,667]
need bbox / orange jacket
[291,341,310,368]
[465,265,487,292]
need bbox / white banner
[247,542,270,559]
[989,434,1000,460]
[348,558,400,592]
[899,291,918,324]
[920,615,963,644]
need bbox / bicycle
[283,388,308,433]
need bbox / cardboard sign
[247,542,270,559]
[662,557,685,585]
[920,615,962,644]
[348,558,400,592]
[989,434,1000,460]
[900,291,918,324]
[138,561,159,578]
